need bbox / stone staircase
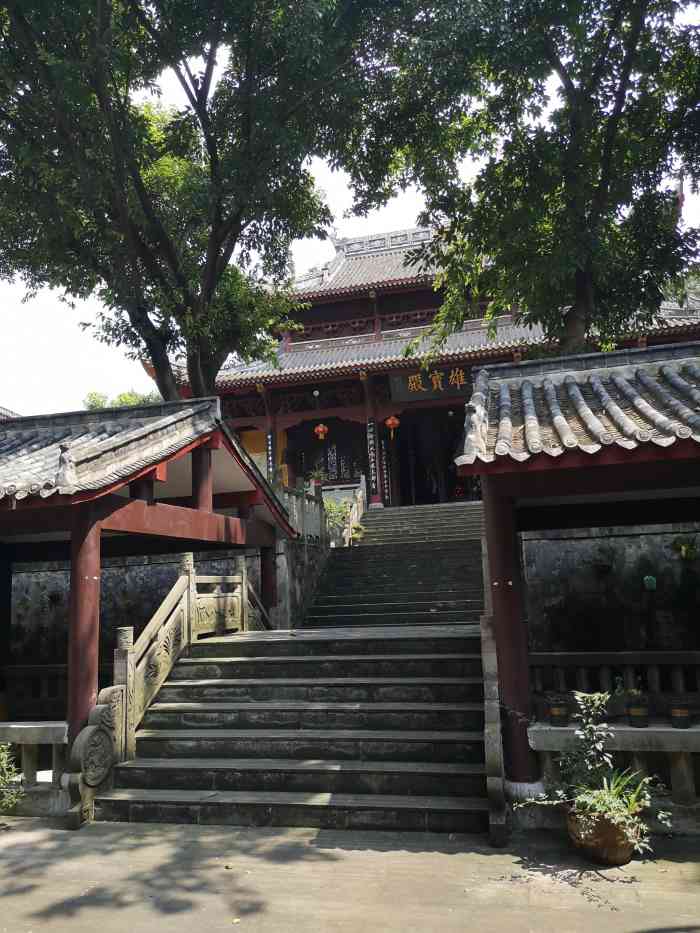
[95,501,490,833]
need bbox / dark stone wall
[10,549,261,665]
[522,523,700,651]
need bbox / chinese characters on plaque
[390,367,470,402]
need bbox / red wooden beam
[98,497,275,547]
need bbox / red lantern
[314,423,329,441]
[385,415,400,440]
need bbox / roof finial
[56,443,78,489]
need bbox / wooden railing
[343,474,367,547]
[530,651,700,713]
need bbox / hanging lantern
[314,423,329,441]
[384,415,400,440]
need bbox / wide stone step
[188,629,481,657]
[158,676,484,704]
[307,599,480,616]
[301,613,479,628]
[94,787,490,833]
[171,654,482,679]
[142,701,484,732]
[313,587,484,602]
[114,758,488,797]
[135,728,485,763]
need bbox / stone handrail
[343,474,367,547]
[530,650,700,713]
[247,582,273,631]
[0,721,68,790]
[277,480,327,545]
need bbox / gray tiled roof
[216,316,543,388]
[214,310,700,389]
[294,227,433,299]
[456,341,700,468]
[0,399,220,501]
[0,405,18,421]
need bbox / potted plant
[669,702,692,729]
[349,522,365,545]
[518,692,670,866]
[545,692,570,727]
[625,688,649,728]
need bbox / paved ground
[0,818,698,933]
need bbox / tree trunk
[561,265,594,352]
[146,340,181,401]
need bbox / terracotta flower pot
[566,811,635,866]
[548,703,570,727]
[627,703,649,728]
[670,706,691,729]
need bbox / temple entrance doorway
[389,406,465,506]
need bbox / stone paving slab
[0,818,699,933]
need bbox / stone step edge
[96,788,489,812]
[115,758,487,774]
[175,653,480,665]
[162,676,484,687]
[136,728,485,741]
[148,701,484,712]
[192,625,480,641]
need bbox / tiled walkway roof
[456,341,700,468]
[294,228,433,300]
[0,399,220,501]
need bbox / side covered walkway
[0,398,296,817]
[456,341,700,808]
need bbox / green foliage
[324,499,352,533]
[0,1,400,398]
[0,743,23,814]
[343,0,700,351]
[84,389,162,410]
[518,692,669,853]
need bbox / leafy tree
[343,0,700,351]
[0,1,400,398]
[84,389,162,410]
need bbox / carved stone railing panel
[65,683,126,824]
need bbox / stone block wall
[10,549,261,665]
[522,522,700,652]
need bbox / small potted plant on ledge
[669,701,692,729]
[518,692,670,866]
[626,688,650,728]
[545,692,570,727]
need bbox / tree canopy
[341,0,700,351]
[0,0,399,398]
[84,389,162,410]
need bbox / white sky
[1,70,698,415]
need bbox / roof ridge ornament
[56,443,78,489]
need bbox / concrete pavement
[0,818,698,932]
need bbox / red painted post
[192,446,213,512]
[0,548,11,715]
[129,476,155,502]
[67,507,101,743]
[481,475,538,783]
[260,546,277,611]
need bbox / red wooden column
[260,546,277,612]
[0,548,11,715]
[481,475,538,783]
[192,446,213,512]
[67,507,102,743]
